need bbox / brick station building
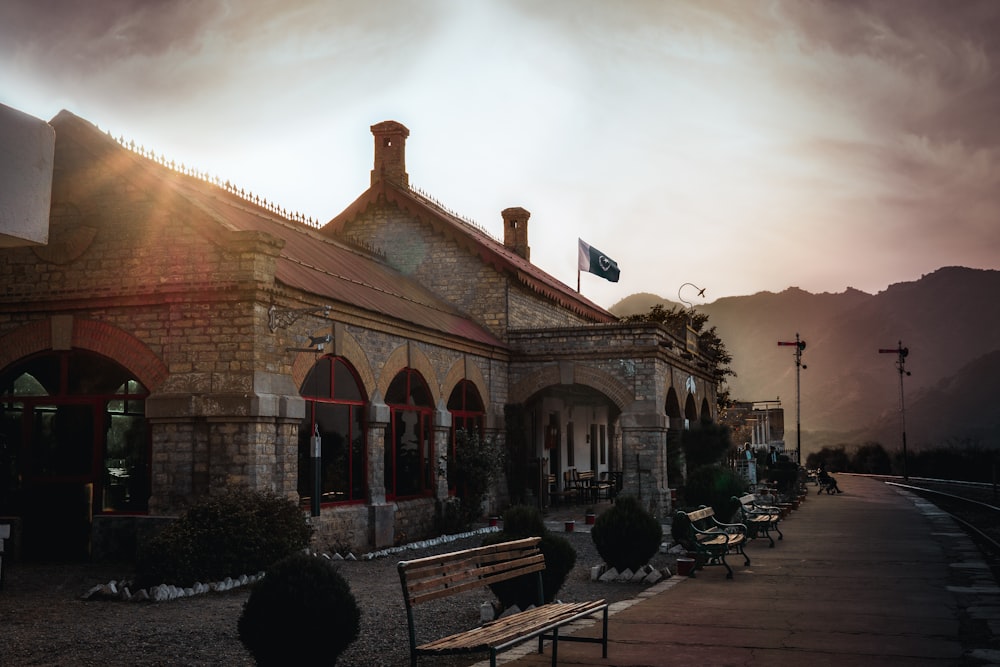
[0,112,718,559]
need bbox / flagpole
[577,268,581,293]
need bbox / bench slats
[405,555,546,605]
[418,599,607,653]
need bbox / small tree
[444,429,505,529]
[681,422,734,470]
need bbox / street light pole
[777,333,807,464]
[879,342,910,480]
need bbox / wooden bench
[674,506,749,579]
[732,493,783,548]
[397,537,609,667]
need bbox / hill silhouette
[610,266,1000,456]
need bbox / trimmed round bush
[682,465,747,521]
[590,495,662,572]
[482,505,576,611]
[136,487,313,588]
[238,552,360,666]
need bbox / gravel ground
[0,524,677,667]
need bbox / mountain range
[609,266,1000,456]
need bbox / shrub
[238,552,360,666]
[444,429,505,529]
[481,504,576,612]
[681,465,746,521]
[499,503,547,536]
[136,487,313,588]
[590,495,662,572]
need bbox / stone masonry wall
[339,202,509,336]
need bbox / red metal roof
[51,111,507,349]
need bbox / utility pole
[777,333,807,464]
[879,342,910,480]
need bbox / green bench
[397,536,609,667]
[732,493,783,548]
[675,506,749,579]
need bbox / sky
[2,0,998,310]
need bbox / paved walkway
[484,476,1000,666]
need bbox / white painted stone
[598,567,619,582]
[643,569,664,584]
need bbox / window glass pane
[332,359,364,402]
[68,353,131,394]
[317,402,351,503]
[350,405,365,501]
[462,381,483,411]
[301,358,332,398]
[393,409,425,497]
[30,404,94,477]
[408,373,431,407]
[386,373,407,405]
[1,356,59,396]
[102,412,148,512]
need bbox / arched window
[299,356,367,505]
[0,350,150,558]
[384,368,433,499]
[446,380,485,493]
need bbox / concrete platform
[484,476,1000,666]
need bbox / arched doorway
[0,350,150,560]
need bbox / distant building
[0,111,719,559]
[724,399,787,483]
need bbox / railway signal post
[879,342,910,481]
[778,333,807,464]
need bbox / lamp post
[777,334,806,464]
[879,342,910,480]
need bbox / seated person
[817,466,842,494]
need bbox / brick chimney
[370,120,409,187]
[502,207,530,261]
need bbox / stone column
[619,410,670,519]
[433,400,452,501]
[366,397,394,549]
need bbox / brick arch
[291,328,376,399]
[441,357,490,409]
[509,363,633,412]
[378,342,440,405]
[0,317,169,391]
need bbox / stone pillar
[433,400,452,501]
[366,398,394,549]
[619,410,670,519]
[273,418,301,499]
